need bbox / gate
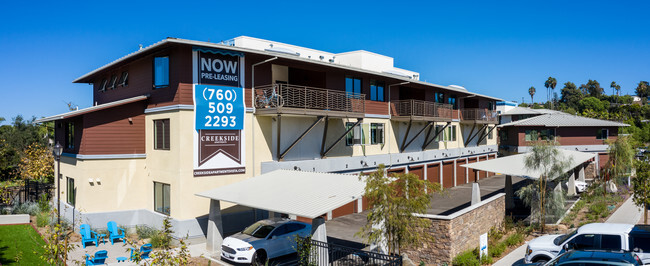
[297,237,402,266]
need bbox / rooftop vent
[448,85,468,91]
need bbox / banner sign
[193,48,246,177]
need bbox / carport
[461,149,595,208]
[196,169,366,255]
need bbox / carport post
[578,165,585,182]
[505,175,515,209]
[567,171,577,196]
[206,199,224,256]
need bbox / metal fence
[0,180,53,207]
[461,108,498,122]
[392,99,453,119]
[297,237,402,266]
[255,84,366,113]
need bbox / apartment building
[37,36,501,240]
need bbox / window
[66,177,75,206]
[525,130,538,141]
[370,123,384,144]
[597,128,609,140]
[99,79,108,91]
[108,74,118,90]
[65,122,74,150]
[540,129,555,140]
[370,80,385,101]
[569,234,597,250]
[448,96,457,109]
[499,130,508,142]
[154,56,169,88]
[445,125,457,141]
[346,122,362,146]
[435,92,444,104]
[600,235,621,250]
[154,119,170,150]
[488,127,494,140]
[154,182,170,215]
[488,102,494,111]
[118,71,129,87]
[345,77,361,97]
[269,224,288,238]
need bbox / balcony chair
[84,250,108,265]
[106,221,126,245]
[129,243,152,261]
[79,224,100,248]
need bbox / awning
[34,95,148,123]
[461,149,596,179]
[196,170,365,219]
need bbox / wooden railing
[461,108,498,122]
[392,99,453,119]
[254,84,365,113]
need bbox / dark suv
[544,250,643,266]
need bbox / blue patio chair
[106,221,126,245]
[129,243,152,261]
[85,250,108,265]
[80,224,100,248]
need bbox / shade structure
[196,170,365,219]
[461,149,595,180]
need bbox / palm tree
[529,86,536,104]
[611,81,621,104]
[545,77,557,109]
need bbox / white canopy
[196,170,365,219]
[461,149,596,179]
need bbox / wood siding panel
[599,153,610,169]
[365,101,389,115]
[426,163,441,184]
[479,156,488,179]
[331,201,355,219]
[456,159,467,186]
[79,101,146,155]
[408,165,425,180]
[388,167,405,175]
[468,157,478,182]
[514,126,620,146]
[443,161,454,188]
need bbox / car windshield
[554,230,577,245]
[242,221,276,238]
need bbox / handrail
[460,108,498,122]
[255,83,365,113]
[392,99,453,119]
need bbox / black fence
[1,180,53,207]
[297,237,402,266]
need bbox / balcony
[254,84,365,118]
[460,108,498,124]
[391,100,453,122]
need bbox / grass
[0,224,48,265]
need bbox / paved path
[493,195,643,266]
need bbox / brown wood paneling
[296,216,313,223]
[598,153,610,169]
[365,101,389,115]
[456,159,467,186]
[387,167,405,176]
[331,201,355,219]
[443,161,454,188]
[362,196,369,211]
[79,101,146,154]
[408,165,425,180]
[479,156,488,179]
[467,157,478,182]
[426,163,441,185]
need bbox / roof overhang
[462,149,595,179]
[196,170,365,219]
[34,95,148,123]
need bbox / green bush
[489,242,507,258]
[36,212,50,227]
[150,231,172,248]
[452,249,479,266]
[480,255,493,265]
[38,194,50,213]
[504,232,524,247]
[589,202,607,217]
[135,225,158,239]
[12,202,40,216]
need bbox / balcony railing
[254,84,365,113]
[392,99,453,120]
[461,108,498,123]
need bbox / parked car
[542,249,643,266]
[220,218,312,265]
[565,180,588,193]
[629,225,650,264]
[525,223,635,263]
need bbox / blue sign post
[194,84,244,131]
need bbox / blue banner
[194,85,244,130]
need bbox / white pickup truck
[524,223,650,264]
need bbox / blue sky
[1,0,649,124]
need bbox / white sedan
[221,218,312,265]
[565,180,588,193]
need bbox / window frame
[66,177,75,206]
[154,182,170,215]
[345,76,362,97]
[154,119,170,150]
[65,122,75,150]
[597,128,609,140]
[153,56,170,89]
[370,80,385,102]
[346,122,362,146]
[108,74,118,90]
[447,96,457,109]
[370,123,384,145]
[487,126,494,140]
[525,129,539,142]
[435,92,445,104]
[118,71,129,87]
[99,79,108,92]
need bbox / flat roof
[196,170,365,219]
[34,95,148,123]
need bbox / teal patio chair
[106,221,125,245]
[80,224,100,248]
[130,243,152,261]
[85,250,108,265]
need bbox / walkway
[493,195,644,266]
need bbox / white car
[221,218,312,264]
[565,180,588,193]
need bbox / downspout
[386,81,410,170]
[251,57,277,176]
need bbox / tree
[611,81,622,105]
[633,157,650,224]
[545,77,557,109]
[606,136,634,181]
[357,164,441,255]
[520,141,571,233]
[636,81,650,99]
[561,82,582,110]
[579,80,603,98]
[18,143,54,182]
[578,97,607,113]
[529,86,536,104]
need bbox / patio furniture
[85,250,108,265]
[116,256,127,262]
[106,221,126,245]
[129,243,152,261]
[80,224,100,248]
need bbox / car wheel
[252,250,267,266]
[533,258,549,264]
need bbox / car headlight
[236,246,253,252]
[527,246,532,255]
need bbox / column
[505,175,515,209]
[567,171,577,197]
[578,165,585,182]
[206,199,224,256]
[471,182,481,205]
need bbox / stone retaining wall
[404,193,505,265]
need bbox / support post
[401,121,433,152]
[422,122,450,150]
[578,165,585,182]
[321,118,362,158]
[471,182,481,205]
[567,171,577,196]
[320,117,329,156]
[276,115,281,161]
[505,175,515,209]
[206,200,224,256]
[400,120,413,152]
[279,116,324,161]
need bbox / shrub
[589,202,607,217]
[136,225,158,239]
[480,254,493,265]
[36,212,50,227]
[12,202,40,216]
[504,232,524,247]
[38,193,50,213]
[489,242,507,258]
[452,249,479,266]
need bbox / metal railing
[392,99,453,119]
[255,84,366,113]
[461,108,498,122]
[297,237,402,266]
